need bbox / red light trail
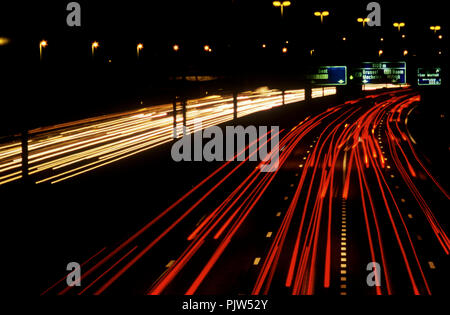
[41,89,449,295]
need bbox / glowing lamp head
[173,44,180,51]
[358,18,364,23]
[204,45,210,52]
[40,40,48,47]
[282,1,291,6]
[282,47,288,53]
[322,11,329,16]
[137,43,143,50]
[0,37,11,46]
[92,41,99,48]
[273,1,281,7]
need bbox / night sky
[0,1,447,133]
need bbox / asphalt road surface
[24,88,450,295]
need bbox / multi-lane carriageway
[39,88,449,295]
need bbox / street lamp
[430,25,441,34]
[273,1,291,18]
[282,47,288,54]
[137,43,143,58]
[357,17,370,27]
[173,44,180,52]
[0,37,11,46]
[39,40,48,60]
[91,41,99,57]
[393,22,405,31]
[378,49,383,57]
[403,50,408,56]
[314,11,329,24]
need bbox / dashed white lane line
[340,198,348,295]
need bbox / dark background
[0,1,448,298]
[0,0,447,134]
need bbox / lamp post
[393,22,405,32]
[430,25,441,34]
[273,1,291,18]
[314,11,329,24]
[137,43,143,58]
[39,40,47,60]
[357,17,370,27]
[91,41,99,58]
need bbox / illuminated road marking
[428,261,436,269]
[166,260,175,268]
[266,232,273,238]
[340,198,348,295]
[253,257,261,266]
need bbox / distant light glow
[0,37,10,46]
[393,22,405,31]
[357,17,370,27]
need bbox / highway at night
[1,0,449,309]
[38,88,449,296]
